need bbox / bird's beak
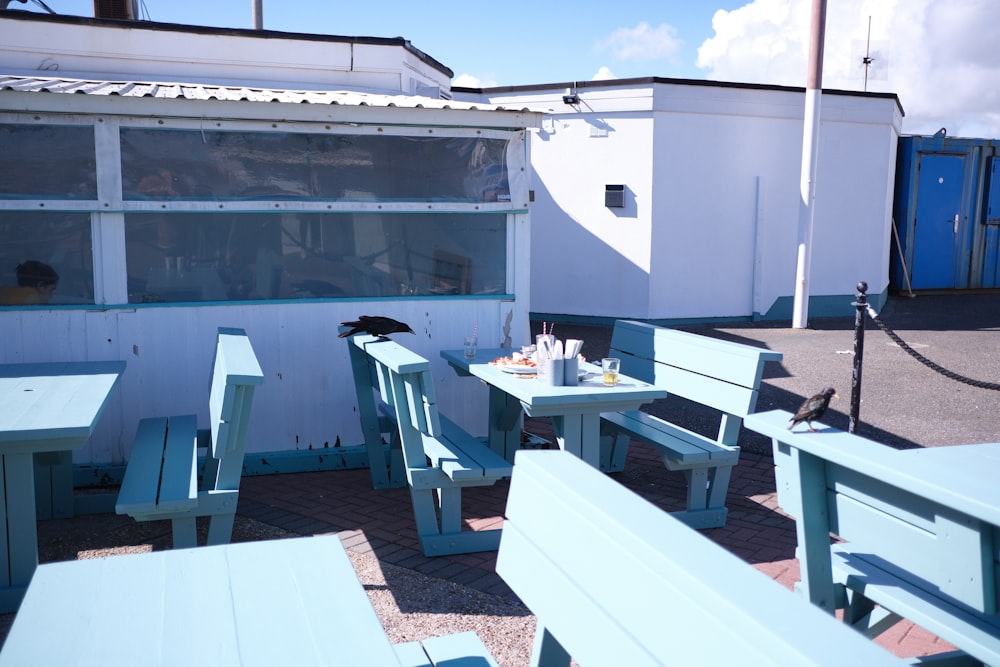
[832,393,840,399]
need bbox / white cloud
[596,22,682,64]
[592,67,617,81]
[695,0,1000,138]
[452,73,498,89]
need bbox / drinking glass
[601,358,620,386]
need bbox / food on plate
[491,355,537,369]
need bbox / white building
[456,79,902,322]
[0,12,540,473]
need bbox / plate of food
[491,356,537,374]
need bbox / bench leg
[411,487,444,540]
[843,588,903,638]
[205,513,236,546]
[171,516,198,549]
[597,425,629,473]
[683,467,709,510]
[413,485,465,538]
[437,487,462,535]
[409,486,502,556]
[388,430,407,488]
[348,342,393,490]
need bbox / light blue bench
[599,319,782,528]
[348,334,513,557]
[116,327,264,549]
[497,449,906,666]
[745,410,1000,666]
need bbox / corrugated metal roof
[0,74,535,113]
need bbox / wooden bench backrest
[745,409,1000,615]
[497,449,905,667]
[610,319,782,417]
[206,327,264,492]
[350,335,444,476]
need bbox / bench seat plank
[437,416,513,480]
[832,546,1000,664]
[601,409,738,465]
[115,416,170,515]
[156,414,199,511]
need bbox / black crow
[788,387,839,432]
[338,315,415,338]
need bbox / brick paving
[235,414,953,661]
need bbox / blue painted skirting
[531,288,888,328]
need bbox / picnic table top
[441,347,666,412]
[0,535,403,666]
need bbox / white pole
[252,0,263,29]
[792,0,828,328]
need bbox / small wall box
[605,184,625,208]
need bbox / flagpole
[792,0,828,328]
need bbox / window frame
[0,112,529,307]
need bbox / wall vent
[605,184,625,208]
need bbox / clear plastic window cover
[0,124,97,199]
[123,211,508,303]
[0,211,94,305]
[120,127,525,205]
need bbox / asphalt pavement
[534,291,1000,453]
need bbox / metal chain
[866,304,1000,391]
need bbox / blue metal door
[982,156,1000,287]
[910,154,965,289]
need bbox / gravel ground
[0,513,538,666]
[345,549,535,665]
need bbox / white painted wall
[0,298,525,466]
[462,80,903,321]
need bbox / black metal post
[849,281,868,434]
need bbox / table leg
[34,449,74,519]
[1,451,39,611]
[487,387,523,462]
[549,413,601,469]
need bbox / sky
[9,0,1000,138]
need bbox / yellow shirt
[0,286,50,305]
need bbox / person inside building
[0,260,60,305]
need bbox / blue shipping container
[892,135,1000,291]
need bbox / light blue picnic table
[442,348,667,467]
[0,535,405,666]
[0,360,125,613]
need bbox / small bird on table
[338,315,415,339]
[788,387,839,432]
